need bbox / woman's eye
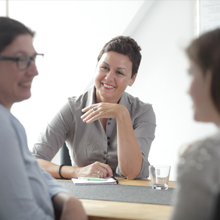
[101,66,108,70]
[116,71,124,76]
[18,56,27,62]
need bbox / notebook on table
[72,176,118,185]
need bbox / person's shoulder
[199,131,220,156]
[51,90,91,120]
[124,92,152,107]
[0,105,24,138]
[0,105,10,119]
[68,92,87,104]
[207,130,220,145]
[187,131,220,156]
[123,92,154,113]
[67,89,91,109]
[0,105,15,127]
[178,131,220,178]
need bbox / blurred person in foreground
[170,28,220,220]
[0,16,87,220]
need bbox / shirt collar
[118,91,131,111]
[85,85,96,108]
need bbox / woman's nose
[105,70,114,81]
[27,61,39,77]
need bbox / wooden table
[59,177,175,220]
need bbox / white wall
[0,1,6,16]
[1,1,218,180]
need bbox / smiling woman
[0,16,87,220]
[94,51,136,104]
[33,36,156,180]
[0,30,38,109]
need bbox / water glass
[149,165,171,190]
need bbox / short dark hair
[97,36,142,78]
[186,28,220,114]
[0,17,34,54]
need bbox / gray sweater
[170,129,220,220]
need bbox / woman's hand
[81,103,125,123]
[81,102,143,180]
[75,161,113,178]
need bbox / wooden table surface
[59,178,175,220]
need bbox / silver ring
[97,170,100,174]
[93,107,97,111]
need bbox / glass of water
[149,165,171,190]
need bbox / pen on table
[78,177,105,181]
[111,176,119,184]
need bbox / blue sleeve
[0,121,55,220]
[40,168,69,198]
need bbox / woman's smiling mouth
[102,83,115,89]
[19,82,32,87]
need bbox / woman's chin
[193,112,211,123]
[17,93,32,103]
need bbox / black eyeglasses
[0,53,44,70]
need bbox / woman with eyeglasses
[170,28,220,220]
[0,17,87,220]
[33,36,156,180]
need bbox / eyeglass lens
[17,54,43,70]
